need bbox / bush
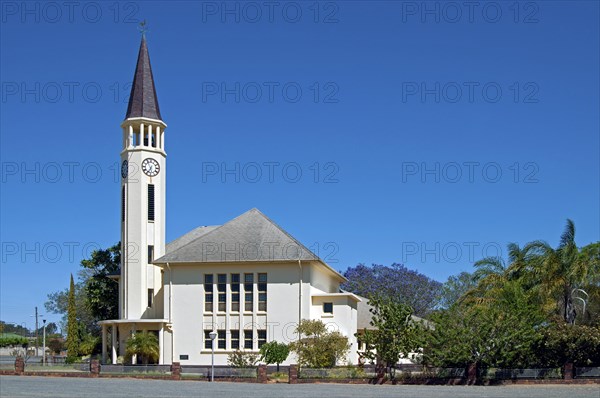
[48,338,64,355]
[227,350,259,368]
[0,334,28,348]
[289,320,349,368]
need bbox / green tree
[126,331,159,365]
[45,243,120,335]
[526,220,597,324]
[439,272,476,309]
[65,274,80,362]
[358,297,424,379]
[259,341,289,371]
[289,320,349,368]
[48,338,64,355]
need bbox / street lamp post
[209,331,217,382]
[42,320,47,366]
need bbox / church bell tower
[120,35,166,320]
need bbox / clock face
[142,158,160,177]
[121,160,128,179]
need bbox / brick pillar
[466,362,478,385]
[170,362,181,380]
[564,362,574,380]
[90,359,100,377]
[258,364,267,383]
[15,357,24,375]
[288,364,298,384]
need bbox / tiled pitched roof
[125,36,162,120]
[154,208,319,263]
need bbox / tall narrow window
[121,186,125,222]
[231,330,240,350]
[244,330,253,349]
[258,273,267,312]
[218,330,226,349]
[147,184,155,221]
[147,288,154,308]
[204,274,213,312]
[258,330,267,348]
[217,274,226,312]
[244,273,254,312]
[231,274,240,312]
[148,245,154,263]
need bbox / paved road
[1,376,598,398]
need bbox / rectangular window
[121,186,125,222]
[148,245,154,263]
[147,288,154,308]
[231,330,240,350]
[323,302,333,314]
[244,273,254,312]
[231,274,240,312]
[147,184,155,221]
[204,330,212,349]
[244,330,253,349]
[204,274,213,312]
[258,330,266,348]
[217,274,226,312]
[258,273,267,312]
[218,330,226,349]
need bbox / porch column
[101,324,107,363]
[159,325,164,365]
[111,324,117,364]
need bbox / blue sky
[1,1,599,329]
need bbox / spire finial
[138,20,148,38]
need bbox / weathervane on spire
[138,20,148,37]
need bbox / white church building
[99,36,361,366]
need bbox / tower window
[148,245,154,263]
[121,186,125,222]
[147,288,154,308]
[323,302,333,314]
[147,184,155,221]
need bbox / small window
[231,274,240,312]
[217,274,226,312]
[231,330,240,350]
[179,354,189,360]
[204,274,213,312]
[244,330,253,349]
[218,330,226,349]
[147,288,154,308]
[258,330,266,348]
[148,245,154,263]
[147,184,155,221]
[323,302,333,314]
[204,330,213,349]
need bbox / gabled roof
[154,208,320,264]
[125,36,162,121]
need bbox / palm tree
[526,219,593,324]
[126,331,159,365]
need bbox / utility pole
[35,307,39,357]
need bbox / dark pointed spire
[125,36,162,121]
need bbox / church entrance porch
[98,319,170,365]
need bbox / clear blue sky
[1,1,599,330]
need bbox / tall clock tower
[119,35,166,321]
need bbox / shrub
[227,350,259,368]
